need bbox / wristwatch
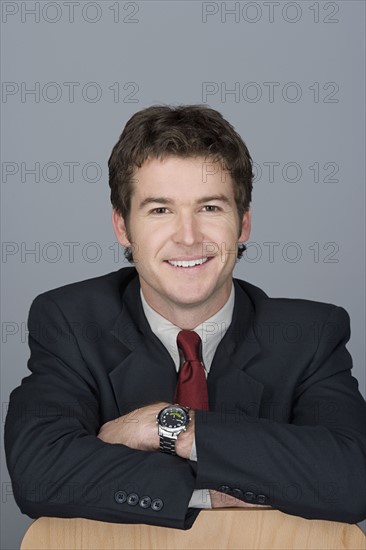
[156,405,191,455]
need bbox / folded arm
[4,295,198,529]
[193,307,366,523]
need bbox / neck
[140,285,232,330]
[158,306,220,330]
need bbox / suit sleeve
[4,294,199,529]
[194,306,366,523]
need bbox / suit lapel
[208,280,263,416]
[109,277,177,415]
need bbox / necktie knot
[177,330,201,362]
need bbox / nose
[172,212,202,247]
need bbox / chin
[168,288,214,308]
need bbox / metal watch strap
[159,435,177,455]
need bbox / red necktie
[174,330,209,410]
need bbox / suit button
[218,485,231,494]
[232,488,243,499]
[151,498,164,511]
[244,491,255,503]
[139,496,152,509]
[257,494,268,505]
[114,491,127,504]
[127,493,139,506]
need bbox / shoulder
[34,267,138,302]
[29,267,138,320]
[234,278,350,328]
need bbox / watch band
[159,435,177,455]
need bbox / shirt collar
[140,284,235,373]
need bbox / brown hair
[108,105,253,261]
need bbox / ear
[112,209,131,247]
[238,209,251,243]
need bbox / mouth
[166,257,212,269]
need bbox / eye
[150,207,169,215]
[202,205,220,213]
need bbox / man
[5,105,366,529]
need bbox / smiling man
[5,105,366,529]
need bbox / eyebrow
[138,197,172,210]
[138,194,232,210]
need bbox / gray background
[1,1,365,548]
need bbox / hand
[97,402,170,452]
[175,410,195,459]
[209,490,264,508]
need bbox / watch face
[159,406,188,429]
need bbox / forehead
[131,156,234,198]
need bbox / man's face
[113,156,251,320]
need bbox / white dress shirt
[140,284,235,508]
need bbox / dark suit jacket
[5,267,366,528]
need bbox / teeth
[168,258,208,268]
